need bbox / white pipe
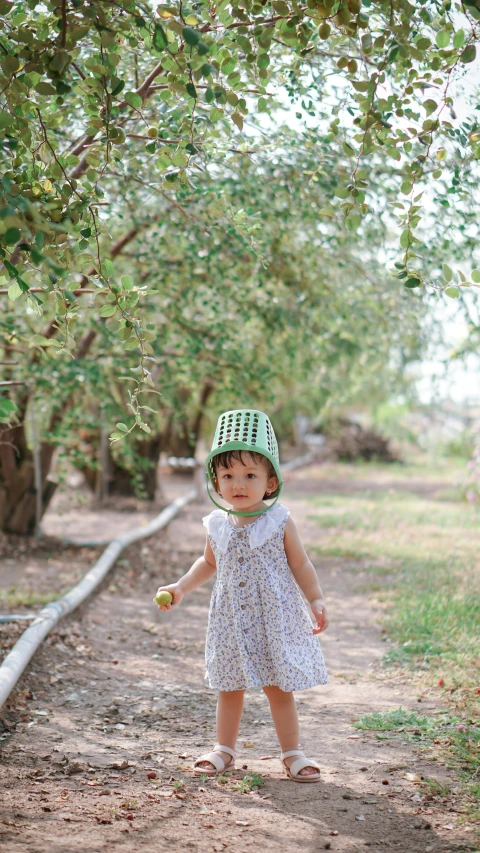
[0,489,196,710]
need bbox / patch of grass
[421,777,451,797]
[230,772,264,793]
[305,459,480,821]
[0,587,64,608]
[354,708,436,733]
[306,462,480,711]
[354,708,480,819]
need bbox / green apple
[154,589,173,606]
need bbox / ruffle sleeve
[248,503,290,549]
[202,510,232,553]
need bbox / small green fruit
[154,590,173,606]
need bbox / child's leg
[196,689,245,771]
[263,686,317,777]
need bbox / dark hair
[212,449,279,499]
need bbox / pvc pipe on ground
[0,489,196,711]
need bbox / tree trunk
[0,422,57,534]
[82,434,163,501]
[81,382,215,501]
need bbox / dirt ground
[0,466,476,853]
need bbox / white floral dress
[202,503,329,692]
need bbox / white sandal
[193,743,236,776]
[281,749,321,783]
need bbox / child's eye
[222,473,232,479]
[247,473,256,479]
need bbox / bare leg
[196,689,245,771]
[263,686,317,776]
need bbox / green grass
[0,587,64,608]
[354,709,480,820]
[230,773,264,793]
[306,458,479,820]
[307,462,480,707]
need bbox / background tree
[1,0,479,530]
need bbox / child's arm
[284,516,329,634]
[156,535,217,610]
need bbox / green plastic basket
[205,409,283,516]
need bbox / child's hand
[155,583,184,611]
[311,599,329,634]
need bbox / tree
[1,0,478,529]
[1,135,425,525]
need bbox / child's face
[215,454,278,513]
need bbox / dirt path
[0,468,474,853]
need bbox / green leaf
[7,281,23,301]
[0,111,13,129]
[460,44,476,64]
[453,29,465,49]
[405,277,421,288]
[186,82,197,99]
[423,99,437,116]
[415,37,431,51]
[124,91,143,109]
[153,23,168,51]
[35,82,57,96]
[471,269,480,283]
[102,259,115,277]
[351,80,369,92]
[30,334,56,346]
[231,112,243,131]
[123,338,139,350]
[0,399,17,414]
[171,151,188,167]
[442,263,452,282]
[400,181,412,195]
[99,304,117,317]
[444,286,459,298]
[121,275,134,290]
[258,97,267,112]
[110,432,125,441]
[156,154,171,170]
[116,422,129,433]
[400,229,410,249]
[345,214,361,231]
[435,29,450,48]
[183,27,200,46]
[139,423,151,433]
[5,227,20,244]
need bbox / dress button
[241,604,246,610]
[239,582,246,588]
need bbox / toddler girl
[155,409,329,782]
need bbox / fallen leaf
[259,755,273,760]
[355,815,365,821]
[157,790,173,798]
[442,824,453,831]
[236,820,251,826]
[347,735,360,740]
[243,743,254,748]
[202,823,214,829]
[330,830,339,836]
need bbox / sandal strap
[281,749,304,760]
[213,743,236,759]
[194,752,226,771]
[289,756,320,777]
